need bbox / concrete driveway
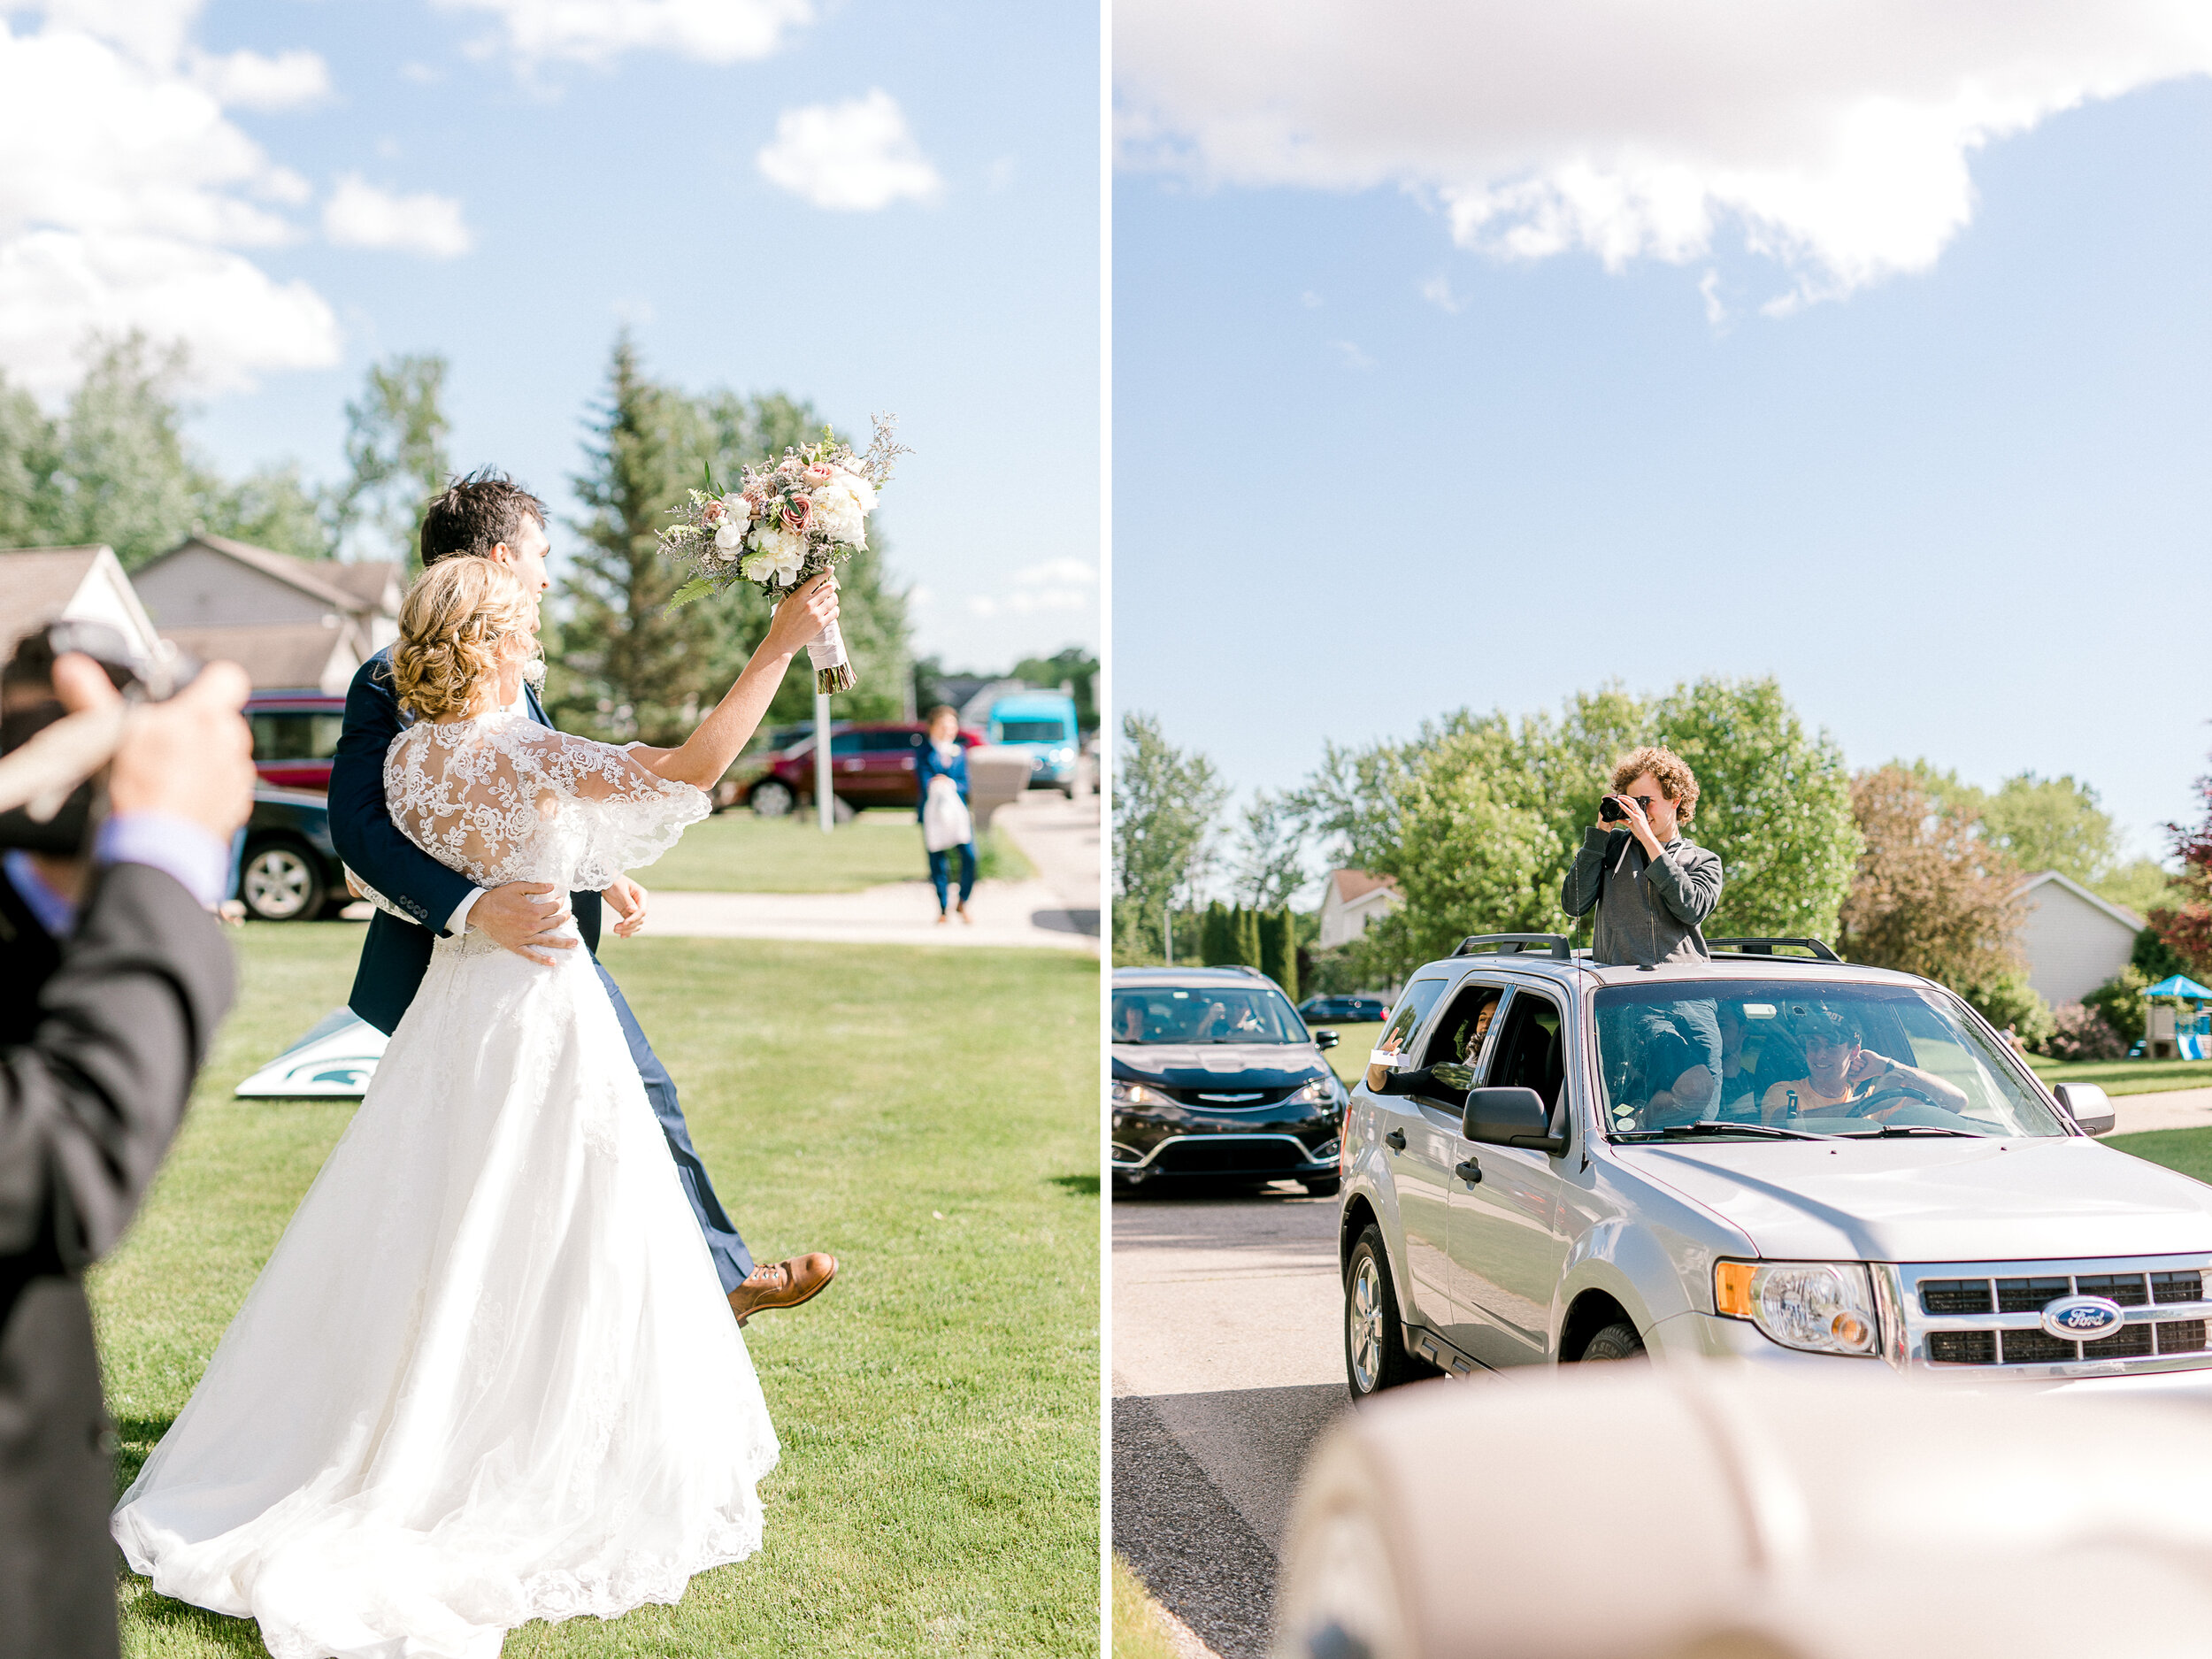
[1112,1185,1348,1659]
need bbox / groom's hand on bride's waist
[468,881,576,966]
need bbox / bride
[113,557,841,1658]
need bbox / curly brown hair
[419,468,548,568]
[1611,745,1700,823]
[392,558,541,721]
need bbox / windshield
[1592,980,2070,1140]
[1112,985,1308,1045]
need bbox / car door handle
[1455,1156,1484,1185]
[1385,1129,1406,1151]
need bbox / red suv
[726,721,986,817]
[246,693,348,793]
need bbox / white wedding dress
[112,712,778,1659]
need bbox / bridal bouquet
[658,415,906,694]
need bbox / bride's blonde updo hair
[392,557,542,721]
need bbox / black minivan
[1110,965,1348,1195]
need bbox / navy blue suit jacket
[330,649,603,1034]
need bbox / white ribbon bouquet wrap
[657,415,908,695]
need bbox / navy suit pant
[594,958,753,1291]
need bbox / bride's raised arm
[624,572,841,789]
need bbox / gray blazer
[1561,826,1724,967]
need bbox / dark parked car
[725,720,987,817]
[239,787,349,921]
[246,692,347,793]
[1111,965,1348,1196]
[1300,995,1389,1025]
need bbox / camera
[1599,795,1628,823]
[0,619,200,854]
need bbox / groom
[328,469,836,1327]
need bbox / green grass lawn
[641,810,1031,895]
[1320,1022,1384,1086]
[96,921,1097,1658]
[2026,1056,2212,1097]
[2109,1127,2212,1183]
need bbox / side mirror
[1464,1086,1568,1156]
[2055,1082,2116,1138]
[1314,1029,1340,1051]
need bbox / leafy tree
[1233,789,1307,910]
[2135,926,2191,982]
[1838,764,2028,995]
[50,335,202,567]
[1200,901,1233,965]
[203,461,334,560]
[1234,905,1263,968]
[2149,759,2212,979]
[335,354,451,569]
[2100,859,2180,919]
[0,372,58,548]
[1978,772,2117,887]
[1262,907,1298,999]
[1113,711,1227,964]
[1011,647,1097,733]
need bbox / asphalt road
[1112,1183,1348,1659]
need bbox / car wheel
[1302,1177,1341,1197]
[749,780,795,818]
[1579,1320,1647,1362]
[1345,1225,1425,1401]
[241,839,326,922]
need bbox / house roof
[160,621,359,692]
[1329,869,1401,904]
[2015,868,2147,935]
[0,543,161,666]
[143,534,398,619]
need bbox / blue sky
[1,0,1098,672]
[1114,12,2212,868]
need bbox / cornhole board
[234,1009,387,1098]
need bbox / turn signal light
[1714,1260,1757,1318]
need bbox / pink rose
[803,463,835,485]
[781,495,812,533]
[701,500,725,524]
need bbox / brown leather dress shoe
[726,1253,838,1326]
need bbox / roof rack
[1707,937,1843,963]
[1454,933,1575,962]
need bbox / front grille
[1156,1085,1295,1110]
[1150,1136,1309,1174]
[1899,1254,2212,1376]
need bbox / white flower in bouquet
[833,465,879,511]
[808,480,868,549]
[710,495,752,554]
[741,523,807,585]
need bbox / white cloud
[436,0,810,68]
[323,174,472,257]
[1300,289,1322,308]
[0,11,342,392]
[967,559,1096,618]
[1117,2,2212,308]
[401,60,442,85]
[1699,267,1726,327]
[1418,273,1459,313]
[188,46,329,110]
[1332,340,1374,370]
[757,89,945,211]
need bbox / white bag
[923,773,972,853]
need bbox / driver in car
[1759,1007,1967,1123]
[1194,999,1264,1040]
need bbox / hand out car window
[1420,983,1504,1071]
[1366,978,1449,1093]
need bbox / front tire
[1344,1225,1426,1401]
[240,839,325,922]
[1579,1320,1647,1362]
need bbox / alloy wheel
[243,849,314,920]
[1348,1253,1384,1394]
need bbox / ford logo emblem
[2040,1295,2128,1342]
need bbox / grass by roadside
[2026,1056,2212,1097]
[97,921,1097,1658]
[2109,1126,2212,1184]
[1112,1555,1198,1659]
[644,808,1032,894]
[1320,1022,1384,1087]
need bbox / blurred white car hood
[1629,1135,2212,1263]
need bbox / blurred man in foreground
[0,634,253,1657]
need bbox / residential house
[1317,868,1403,950]
[0,543,165,667]
[2014,870,2147,1009]
[134,534,403,694]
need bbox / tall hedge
[1261,907,1298,999]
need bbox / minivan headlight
[1715,1260,1880,1357]
[1287,1077,1336,1105]
[1112,1079,1165,1107]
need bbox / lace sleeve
[515,727,710,888]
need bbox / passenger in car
[1759,1006,1968,1122]
[1631,1025,1719,1128]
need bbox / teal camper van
[987,690,1080,796]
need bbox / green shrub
[2044,1003,2125,1061]
[2084,965,2150,1047]
[1201,901,1233,965]
[1965,969,2055,1052]
[1260,907,1297,998]
[2136,927,2191,982]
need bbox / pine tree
[1201,901,1233,965]
[1262,908,1298,999]
[1235,905,1263,968]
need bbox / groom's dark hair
[419,469,549,567]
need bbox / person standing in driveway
[918,704,976,925]
[1561,745,1724,968]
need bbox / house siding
[134,545,334,628]
[2018,882,2137,1008]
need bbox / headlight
[1715,1260,1880,1357]
[1288,1077,1336,1105]
[1311,1136,1341,1164]
[1112,1079,1165,1106]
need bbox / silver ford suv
[1340,933,2212,1397]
